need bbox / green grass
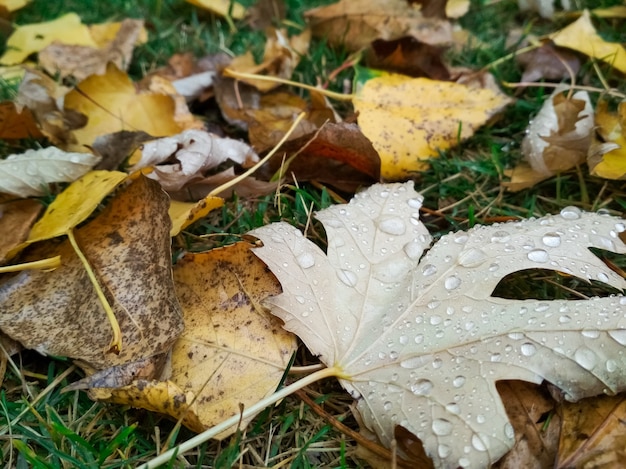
[1,0,626,467]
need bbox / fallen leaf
[516,41,581,83]
[0,13,96,65]
[87,242,296,438]
[142,75,204,130]
[169,195,224,237]
[557,394,626,468]
[15,68,87,145]
[588,98,626,180]
[305,0,452,52]
[0,199,42,264]
[64,63,183,149]
[170,167,277,200]
[353,69,512,179]
[0,176,183,371]
[551,9,626,74]
[248,0,286,30]
[225,28,310,92]
[0,101,44,139]
[0,0,30,14]
[185,0,246,20]
[39,19,145,80]
[91,130,154,171]
[506,86,593,191]
[493,381,560,469]
[0,147,101,198]
[131,129,258,192]
[250,182,626,469]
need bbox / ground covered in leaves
[1,0,626,468]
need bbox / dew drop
[520,343,537,356]
[615,222,626,233]
[606,359,618,372]
[490,353,502,362]
[458,248,487,267]
[574,347,597,370]
[337,269,357,287]
[581,330,600,339]
[491,231,511,243]
[527,249,549,263]
[597,272,610,283]
[438,444,452,458]
[430,315,442,326]
[422,264,437,276]
[411,379,434,395]
[445,403,461,415]
[542,232,562,247]
[379,217,406,235]
[296,252,315,269]
[508,332,524,340]
[407,197,423,208]
[452,376,466,388]
[609,330,626,345]
[559,315,571,324]
[383,401,392,411]
[403,240,423,260]
[295,296,305,304]
[432,418,453,436]
[454,233,469,244]
[471,434,488,452]
[414,334,424,344]
[476,414,486,424]
[444,276,461,291]
[560,206,582,220]
[399,335,409,345]
[400,356,429,369]
[459,457,471,468]
[504,422,515,439]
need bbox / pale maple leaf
[250,182,626,468]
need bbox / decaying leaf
[0,199,42,264]
[305,0,452,52]
[588,98,626,180]
[131,129,258,192]
[169,195,224,237]
[551,9,626,74]
[64,63,183,149]
[250,182,626,469]
[39,19,145,80]
[0,147,100,197]
[87,242,296,438]
[516,41,581,84]
[0,101,44,139]
[0,176,183,371]
[505,87,593,191]
[353,70,512,179]
[0,13,96,65]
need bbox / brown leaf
[0,199,43,264]
[0,101,44,140]
[517,41,581,84]
[91,130,154,171]
[494,381,560,469]
[366,37,450,80]
[247,0,286,30]
[39,19,144,81]
[557,394,626,468]
[305,0,452,52]
[0,176,183,371]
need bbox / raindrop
[295,296,306,304]
[615,222,626,233]
[399,335,409,345]
[296,252,315,269]
[452,376,466,388]
[574,347,597,370]
[559,315,571,324]
[422,264,437,276]
[401,356,429,369]
[403,240,423,260]
[590,234,615,251]
[445,402,461,415]
[432,418,453,436]
[597,272,610,283]
[383,401,392,411]
[476,414,486,424]
[411,379,434,395]
[560,206,582,220]
[428,300,441,309]
[379,217,406,235]
[432,358,442,369]
[504,423,515,439]
[407,197,423,208]
[508,332,524,340]
[337,269,357,287]
[444,276,461,291]
[430,315,442,325]
[609,330,626,345]
[454,233,469,244]
[606,360,618,372]
[490,353,502,362]
[415,334,424,344]
[465,321,475,331]
[542,232,562,247]
[471,434,488,452]
[459,457,471,468]
[581,330,600,339]
[458,248,487,267]
[527,249,549,263]
[379,189,390,198]
[491,231,511,243]
[520,343,537,356]
[438,444,452,458]
[302,310,310,318]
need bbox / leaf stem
[138,366,342,469]
[0,256,61,273]
[223,69,355,101]
[67,229,122,354]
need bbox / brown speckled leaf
[0,176,183,371]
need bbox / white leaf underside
[250,182,626,469]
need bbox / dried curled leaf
[250,182,626,469]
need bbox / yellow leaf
[0,13,96,65]
[26,170,127,243]
[64,64,182,149]
[551,9,626,74]
[353,72,512,179]
[588,99,626,179]
[89,242,296,438]
[185,0,246,20]
[169,196,224,236]
[88,20,148,48]
[0,0,30,13]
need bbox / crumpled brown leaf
[0,176,183,373]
